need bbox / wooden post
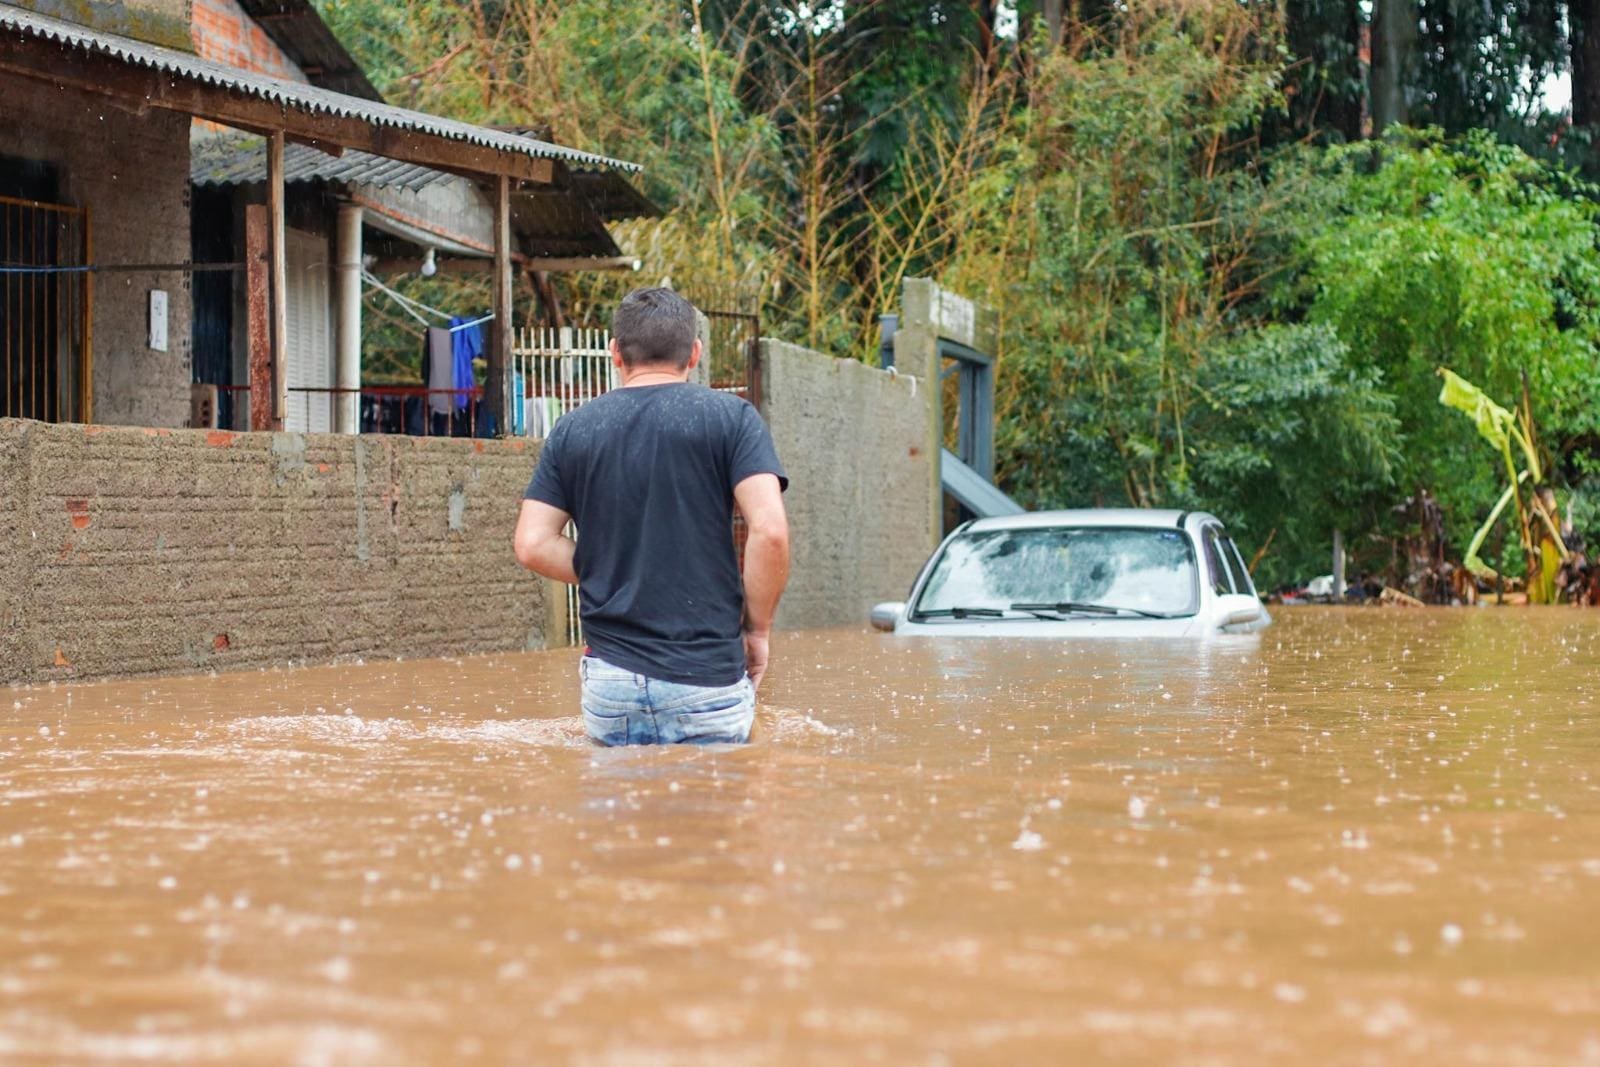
[267,130,289,431]
[245,205,272,431]
[489,174,513,435]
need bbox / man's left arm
[514,499,579,585]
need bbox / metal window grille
[1,195,91,423]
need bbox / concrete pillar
[894,277,1001,548]
[690,309,712,387]
[334,203,363,434]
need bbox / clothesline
[450,312,495,333]
[360,270,493,332]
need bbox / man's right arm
[733,473,790,690]
[513,499,579,585]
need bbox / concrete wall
[0,419,548,684]
[758,339,936,630]
[0,77,193,428]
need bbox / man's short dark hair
[612,288,698,369]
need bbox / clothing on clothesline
[447,314,486,413]
[426,326,454,416]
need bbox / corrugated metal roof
[0,4,639,174]
[193,133,659,224]
[192,135,449,191]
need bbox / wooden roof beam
[0,36,554,184]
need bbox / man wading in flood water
[513,288,790,745]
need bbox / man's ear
[686,338,703,371]
[610,338,625,370]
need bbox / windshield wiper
[911,606,1007,620]
[1009,601,1183,620]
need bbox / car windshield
[913,526,1200,618]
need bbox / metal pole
[334,203,363,434]
[878,313,898,370]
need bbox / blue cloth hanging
[448,315,486,412]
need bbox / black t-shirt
[524,383,788,686]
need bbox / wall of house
[9,0,194,49]
[0,419,549,684]
[757,339,937,630]
[190,0,307,81]
[0,78,194,428]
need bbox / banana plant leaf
[1437,368,1540,480]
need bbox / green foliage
[1283,129,1600,549]
[311,0,1600,588]
[953,9,1400,586]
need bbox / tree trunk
[973,0,998,77]
[1043,0,1064,48]
[1573,0,1600,127]
[1284,0,1364,142]
[1329,0,1364,141]
[1369,0,1416,133]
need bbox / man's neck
[619,365,691,388]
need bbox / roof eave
[0,6,641,183]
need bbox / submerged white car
[870,509,1270,637]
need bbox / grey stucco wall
[758,339,936,630]
[0,78,193,428]
[0,420,548,684]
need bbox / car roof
[962,508,1218,533]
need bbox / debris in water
[1011,829,1045,852]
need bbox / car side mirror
[870,602,905,632]
[1218,593,1262,627]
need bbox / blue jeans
[579,655,755,746]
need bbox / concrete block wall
[758,339,936,630]
[0,419,548,684]
[0,78,193,428]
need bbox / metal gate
[511,326,616,647]
[693,290,760,407]
[510,325,616,439]
[1,195,91,422]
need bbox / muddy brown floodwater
[2,609,1598,1065]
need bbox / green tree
[951,6,1401,587]
[1283,129,1600,550]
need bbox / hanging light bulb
[420,247,438,278]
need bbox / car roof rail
[1174,511,1190,529]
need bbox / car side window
[1201,526,1232,596]
[1222,535,1255,598]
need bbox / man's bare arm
[733,473,790,689]
[513,499,579,585]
